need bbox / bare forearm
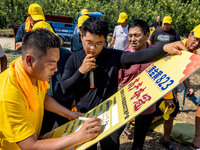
[183,78,191,89]
[110,37,115,48]
[18,132,82,150]
[195,105,200,137]
[195,116,200,137]
[193,105,200,148]
[36,132,81,149]
[44,94,71,118]
[18,118,101,150]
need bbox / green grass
[4,47,22,65]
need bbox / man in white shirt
[110,12,129,50]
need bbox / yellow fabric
[182,38,197,54]
[28,3,45,21]
[191,24,200,38]
[117,12,128,23]
[25,17,32,32]
[159,101,176,120]
[10,56,49,112]
[81,9,89,15]
[32,21,58,36]
[163,16,172,24]
[0,59,47,149]
[163,91,173,99]
[78,15,89,27]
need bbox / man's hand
[16,42,22,50]
[163,41,187,55]
[76,118,101,143]
[164,99,173,108]
[67,111,83,120]
[79,54,96,74]
[186,88,194,96]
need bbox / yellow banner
[41,51,200,150]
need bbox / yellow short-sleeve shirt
[0,66,46,149]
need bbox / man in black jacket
[61,17,186,150]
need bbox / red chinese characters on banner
[128,78,152,112]
[133,94,152,111]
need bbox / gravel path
[0,37,15,50]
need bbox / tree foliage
[0,0,200,36]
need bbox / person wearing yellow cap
[149,16,181,150]
[183,24,200,54]
[0,29,102,149]
[180,25,200,107]
[110,12,129,50]
[73,9,89,34]
[182,25,200,149]
[149,16,181,46]
[15,3,45,50]
[71,15,89,52]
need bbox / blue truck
[13,12,104,47]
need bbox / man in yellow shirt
[0,29,101,150]
[182,25,200,100]
[183,24,200,149]
[182,24,200,55]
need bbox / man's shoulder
[0,68,23,100]
[71,32,80,39]
[168,28,180,35]
[18,22,26,29]
[114,25,122,30]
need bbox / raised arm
[121,41,186,68]
[61,54,95,94]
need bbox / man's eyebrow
[85,40,103,43]
[48,60,57,63]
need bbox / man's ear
[25,54,34,67]
[188,32,192,38]
[146,32,150,39]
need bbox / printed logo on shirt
[157,34,170,42]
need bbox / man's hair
[128,19,150,35]
[22,29,61,59]
[81,17,109,39]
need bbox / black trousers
[40,109,70,136]
[132,113,155,150]
[87,125,126,150]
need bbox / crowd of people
[0,3,200,150]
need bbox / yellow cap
[78,15,89,28]
[81,9,89,15]
[163,16,172,24]
[117,12,128,23]
[163,91,173,99]
[159,101,176,120]
[28,3,45,21]
[191,24,200,38]
[32,21,57,36]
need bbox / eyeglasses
[83,42,104,49]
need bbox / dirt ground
[0,37,200,150]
